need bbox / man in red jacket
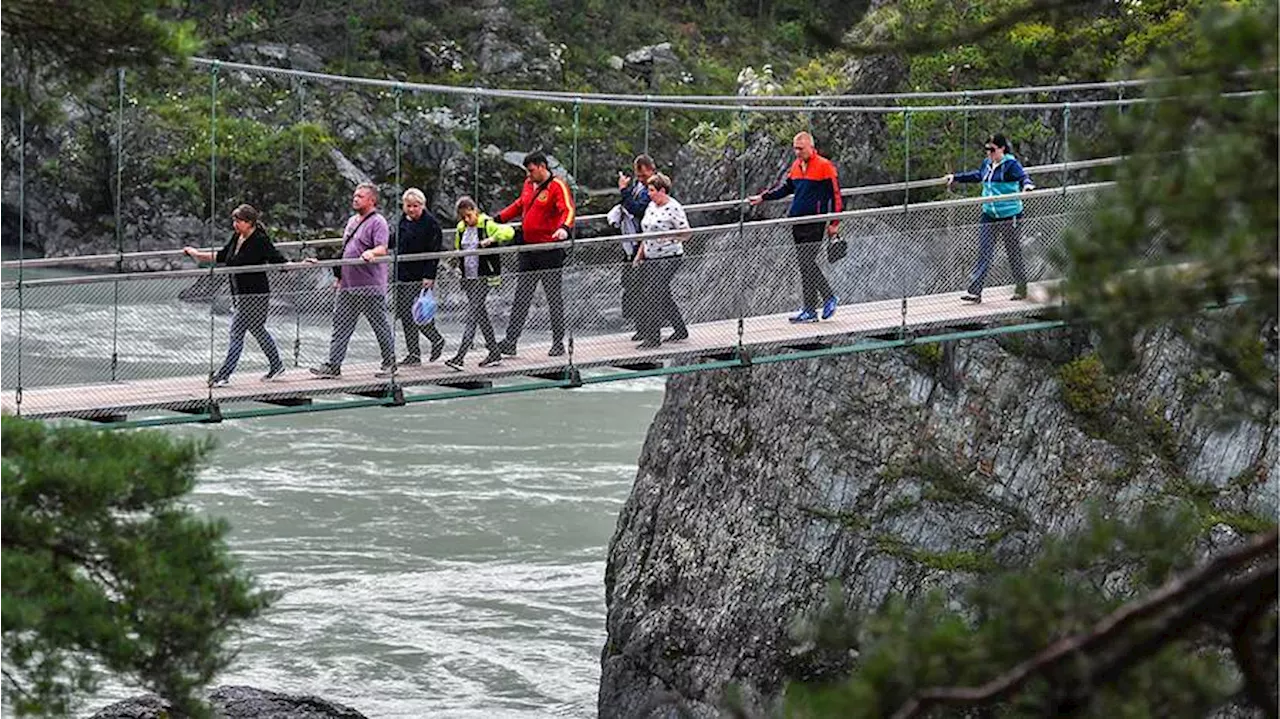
[497,151,576,357]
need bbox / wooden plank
[0,282,1059,420]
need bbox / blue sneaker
[821,296,839,320]
[789,308,819,323]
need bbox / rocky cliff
[598,324,1277,717]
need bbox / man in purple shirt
[310,183,397,378]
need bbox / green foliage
[786,504,1235,717]
[1058,353,1114,419]
[1,416,275,717]
[1062,0,1278,402]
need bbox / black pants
[327,290,395,368]
[456,278,497,358]
[392,282,444,360]
[504,247,565,346]
[636,257,686,343]
[620,247,640,324]
[793,223,835,310]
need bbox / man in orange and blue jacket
[496,151,576,357]
[749,132,842,323]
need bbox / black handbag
[827,235,848,262]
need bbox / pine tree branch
[846,0,1096,56]
[891,530,1279,719]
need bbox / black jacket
[392,212,444,283]
[215,226,285,297]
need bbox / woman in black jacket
[183,204,287,387]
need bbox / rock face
[598,327,1277,717]
[90,685,367,719]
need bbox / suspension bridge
[2,58,1213,428]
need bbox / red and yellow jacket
[498,176,576,244]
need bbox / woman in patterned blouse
[634,173,690,349]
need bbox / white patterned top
[639,197,688,259]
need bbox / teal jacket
[953,154,1035,219]
[454,213,516,286]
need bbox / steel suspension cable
[294,78,306,367]
[16,103,25,415]
[206,63,220,403]
[111,68,125,381]
[567,99,581,372]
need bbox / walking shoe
[445,356,465,371]
[261,365,286,382]
[310,363,341,378]
[429,338,446,362]
[399,355,422,367]
[960,293,982,304]
[497,340,518,357]
[821,296,839,320]
[209,376,230,388]
[478,353,503,368]
[1011,284,1028,301]
[636,339,661,350]
[788,308,819,323]
[548,343,566,357]
[374,363,397,378]
[630,331,643,341]
[665,330,689,343]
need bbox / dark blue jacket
[761,153,843,224]
[392,212,444,283]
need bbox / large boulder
[90,685,367,719]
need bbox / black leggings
[456,278,497,358]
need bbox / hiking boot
[665,330,689,343]
[548,343,566,357]
[374,363,397,378]
[444,356,465,371]
[497,340,518,357]
[960,293,982,304]
[1011,284,1028,301]
[398,355,422,367]
[429,338,446,362]
[261,365,286,382]
[478,353,503,368]
[310,363,341,378]
[788,308,819,324]
[821,296,839,320]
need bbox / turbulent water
[1,276,664,718]
[75,387,663,718]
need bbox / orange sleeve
[553,178,576,229]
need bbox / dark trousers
[456,278,497,358]
[504,247,565,346]
[327,290,395,367]
[967,213,1027,297]
[215,295,281,381]
[392,282,444,360]
[636,257,686,343]
[620,247,640,324]
[793,223,834,310]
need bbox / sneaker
[636,339,661,350]
[445,356,465,371]
[665,330,689,343]
[497,340,518,357]
[209,376,230,388]
[548,343,566,357]
[821,296,839,320]
[399,355,422,367]
[261,365,286,382]
[1011,284,1028,301]
[374,363,397,378]
[960,293,982,304]
[478,353,503,368]
[310,363,341,378]
[429,339,446,362]
[788,308,819,323]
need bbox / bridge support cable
[111,68,126,382]
[566,99,582,379]
[1061,104,1072,193]
[387,86,403,397]
[901,109,912,340]
[15,103,25,415]
[293,77,306,368]
[471,92,481,200]
[643,96,652,156]
[206,63,220,404]
[735,107,748,359]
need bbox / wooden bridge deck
[1,283,1056,422]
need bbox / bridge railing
[1,185,1108,415]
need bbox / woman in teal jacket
[445,196,516,371]
[945,133,1035,303]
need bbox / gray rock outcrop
[90,685,367,719]
[598,325,1277,717]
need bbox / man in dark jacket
[617,154,655,337]
[390,188,446,364]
